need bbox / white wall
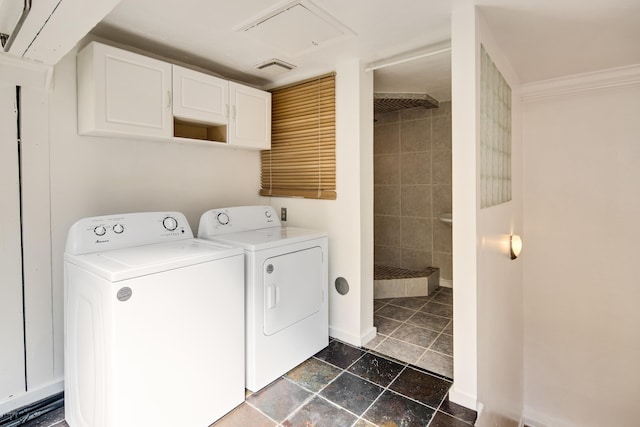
[475,9,524,427]
[0,79,25,406]
[262,59,376,346]
[1,57,60,414]
[522,69,640,427]
[49,41,263,377]
[22,86,56,391]
[451,5,524,424]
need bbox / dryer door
[263,246,323,336]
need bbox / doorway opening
[367,47,453,378]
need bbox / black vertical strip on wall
[15,85,27,391]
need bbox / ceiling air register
[235,0,355,57]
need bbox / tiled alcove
[373,102,452,282]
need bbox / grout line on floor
[351,363,411,427]
[243,398,282,425]
[307,342,410,426]
[373,290,453,374]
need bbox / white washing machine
[64,212,245,427]
[198,206,328,392]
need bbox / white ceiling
[92,0,640,102]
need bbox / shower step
[374,265,439,299]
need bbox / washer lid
[64,239,242,282]
[209,226,327,251]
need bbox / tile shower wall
[374,102,452,281]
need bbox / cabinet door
[172,65,228,125]
[228,82,271,150]
[77,42,172,138]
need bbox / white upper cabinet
[77,42,172,139]
[229,82,271,150]
[77,41,271,149]
[172,65,228,125]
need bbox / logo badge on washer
[117,287,132,301]
[266,264,274,274]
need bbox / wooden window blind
[260,72,336,200]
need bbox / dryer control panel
[198,206,280,237]
[65,212,193,255]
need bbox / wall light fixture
[510,234,523,260]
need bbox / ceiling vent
[235,0,355,57]
[255,58,296,76]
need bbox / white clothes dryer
[198,206,328,392]
[64,212,244,427]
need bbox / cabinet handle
[1,0,32,52]
[167,90,172,110]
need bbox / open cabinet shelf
[173,118,227,144]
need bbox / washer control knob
[94,225,107,236]
[113,224,125,234]
[217,212,229,225]
[163,216,178,231]
[265,210,272,219]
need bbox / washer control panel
[66,212,193,255]
[198,206,280,237]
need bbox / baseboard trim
[329,324,379,348]
[521,416,548,427]
[475,402,485,425]
[440,278,453,288]
[329,325,364,347]
[448,385,477,411]
[521,407,555,427]
[360,326,378,347]
[0,380,64,417]
[0,392,63,426]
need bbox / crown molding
[521,64,640,101]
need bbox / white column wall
[0,57,61,414]
[451,5,525,424]
[474,10,524,427]
[263,59,376,346]
[450,2,479,409]
[0,80,25,407]
[21,87,55,391]
[358,64,375,342]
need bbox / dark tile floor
[215,339,474,427]
[22,287,462,427]
[24,339,475,427]
[368,287,454,378]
